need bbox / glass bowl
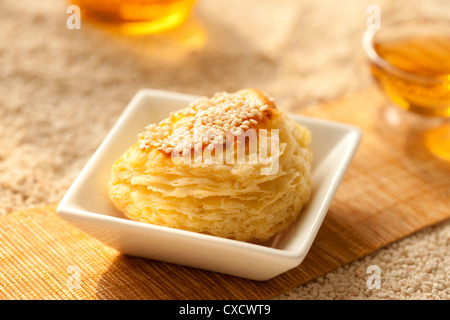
[362,18,450,117]
[362,18,450,161]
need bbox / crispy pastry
[108,89,312,242]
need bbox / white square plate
[57,89,361,281]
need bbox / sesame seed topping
[137,91,274,152]
[233,127,243,136]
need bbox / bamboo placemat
[1,87,449,300]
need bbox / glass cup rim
[362,18,450,85]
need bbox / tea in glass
[70,0,196,35]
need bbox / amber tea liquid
[71,0,196,35]
[371,36,450,117]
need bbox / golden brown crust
[236,88,279,122]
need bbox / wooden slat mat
[1,87,449,300]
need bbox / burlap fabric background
[0,0,449,299]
